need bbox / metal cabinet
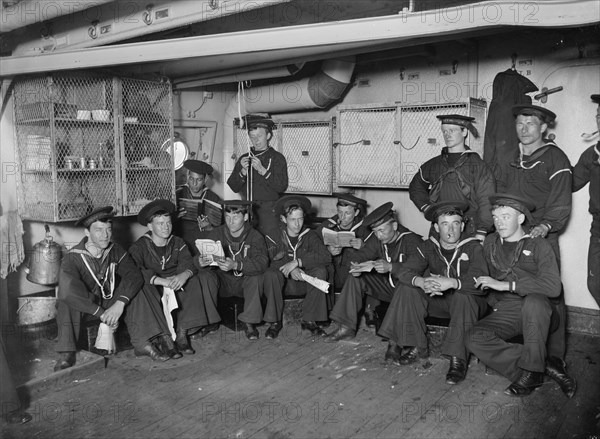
[13,72,176,222]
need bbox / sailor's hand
[250,157,267,176]
[101,302,125,327]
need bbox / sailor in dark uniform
[197,200,283,340]
[465,194,576,398]
[572,94,600,306]
[316,192,380,327]
[409,114,496,241]
[176,159,222,254]
[503,105,572,387]
[129,200,221,357]
[316,193,370,289]
[266,195,332,337]
[378,201,489,385]
[325,202,423,341]
[227,114,288,238]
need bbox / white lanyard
[517,144,543,170]
[228,243,245,277]
[80,254,115,300]
[284,233,301,260]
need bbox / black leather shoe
[324,324,356,341]
[364,307,378,328]
[545,356,577,398]
[301,321,327,337]
[384,343,402,363]
[398,346,429,365]
[157,334,183,359]
[6,410,32,424]
[53,351,76,372]
[504,370,544,397]
[175,330,195,355]
[190,323,221,340]
[89,346,109,357]
[244,322,259,340]
[265,322,283,339]
[134,344,170,362]
[445,356,467,385]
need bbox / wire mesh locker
[120,77,175,215]
[279,121,332,194]
[13,73,175,222]
[337,105,399,187]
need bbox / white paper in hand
[300,272,330,293]
[195,239,225,266]
[95,322,117,354]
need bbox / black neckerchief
[141,233,174,271]
[487,233,530,280]
[429,148,475,202]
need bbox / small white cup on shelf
[91,110,111,121]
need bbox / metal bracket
[534,86,563,103]
[143,4,154,25]
[88,20,99,39]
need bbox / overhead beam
[0,0,597,78]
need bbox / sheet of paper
[300,272,330,293]
[322,228,355,247]
[195,239,225,266]
[348,260,376,273]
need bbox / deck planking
[2,325,599,439]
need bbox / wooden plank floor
[2,325,599,439]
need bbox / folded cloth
[161,287,179,340]
[94,322,117,354]
[300,272,330,294]
[0,210,25,279]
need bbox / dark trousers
[56,288,170,352]
[465,294,552,382]
[1,337,21,417]
[274,266,329,322]
[379,287,488,361]
[215,269,283,324]
[330,272,395,330]
[545,232,565,360]
[154,273,220,331]
[178,219,202,255]
[253,200,279,239]
[588,235,600,306]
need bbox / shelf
[58,167,116,173]
[125,166,173,171]
[16,118,114,125]
[124,122,169,127]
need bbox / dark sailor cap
[489,193,536,222]
[591,94,600,104]
[363,202,395,229]
[424,200,470,222]
[273,195,312,216]
[75,206,115,228]
[333,192,367,208]
[241,113,275,132]
[436,114,479,138]
[221,200,253,212]
[138,199,176,226]
[183,160,213,176]
[512,104,557,124]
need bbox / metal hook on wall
[143,4,154,25]
[88,20,99,40]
